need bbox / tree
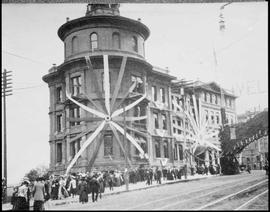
[24,165,50,182]
[219,110,268,175]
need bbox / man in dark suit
[89,175,100,202]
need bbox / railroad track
[125,175,268,210]
[195,179,268,210]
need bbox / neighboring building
[171,81,237,167]
[42,4,238,174]
[240,136,268,169]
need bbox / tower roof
[85,4,120,16]
[58,4,150,41]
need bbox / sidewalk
[2,174,216,210]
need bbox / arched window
[90,33,98,50]
[112,32,120,49]
[131,36,138,52]
[71,36,79,54]
[206,93,210,103]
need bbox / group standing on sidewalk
[7,163,220,210]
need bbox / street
[49,170,268,210]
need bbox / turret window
[71,36,79,54]
[112,32,121,49]
[90,33,98,50]
[131,36,138,52]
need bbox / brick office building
[43,4,237,174]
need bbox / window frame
[90,32,98,50]
[160,87,165,103]
[112,32,121,49]
[131,36,138,52]
[162,114,167,130]
[163,140,169,158]
[56,86,63,103]
[154,112,159,129]
[71,75,82,96]
[152,86,157,102]
[71,36,79,54]
[155,139,161,158]
[56,143,62,163]
[56,114,63,132]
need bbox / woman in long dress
[78,178,88,204]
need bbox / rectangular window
[173,127,176,133]
[56,143,62,163]
[211,112,215,124]
[160,88,165,103]
[179,144,183,160]
[205,110,209,121]
[70,138,81,158]
[163,140,169,158]
[104,134,113,156]
[56,87,62,103]
[71,76,82,96]
[155,140,161,158]
[70,107,81,126]
[162,114,167,130]
[56,114,62,132]
[152,86,157,102]
[174,144,178,160]
[154,112,159,129]
[216,113,220,124]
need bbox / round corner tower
[42,4,156,174]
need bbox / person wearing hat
[78,177,88,204]
[17,180,30,210]
[32,177,45,211]
[89,175,100,203]
[68,175,77,198]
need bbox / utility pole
[123,104,129,191]
[2,69,12,201]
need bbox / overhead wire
[2,50,50,66]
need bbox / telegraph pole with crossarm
[2,69,12,200]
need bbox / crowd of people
[7,163,221,210]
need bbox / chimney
[66,17,69,22]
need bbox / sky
[2,2,268,185]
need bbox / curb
[53,175,214,207]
